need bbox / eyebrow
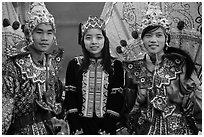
[35,28,53,32]
[85,33,103,36]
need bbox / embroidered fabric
[124,54,199,134]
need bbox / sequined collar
[16,54,54,83]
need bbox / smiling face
[32,23,54,52]
[84,28,105,58]
[142,27,166,55]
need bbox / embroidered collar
[16,54,54,83]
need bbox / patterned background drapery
[100,2,202,79]
[2,2,19,24]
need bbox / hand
[98,129,110,135]
[50,117,70,135]
[57,132,65,135]
[74,129,83,135]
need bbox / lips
[149,44,158,47]
[90,46,99,50]
[39,43,49,45]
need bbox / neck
[148,51,164,65]
[29,45,45,63]
[90,53,102,59]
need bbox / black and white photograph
[2,1,202,135]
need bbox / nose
[91,37,97,44]
[149,35,157,43]
[41,33,48,41]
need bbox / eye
[156,33,164,37]
[97,36,103,39]
[85,36,91,39]
[36,31,42,34]
[144,34,152,37]
[48,32,53,35]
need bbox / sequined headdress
[81,16,105,35]
[27,2,56,33]
[140,4,170,33]
[25,2,56,46]
[78,16,106,45]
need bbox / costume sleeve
[123,72,137,113]
[180,64,202,131]
[104,60,125,134]
[55,79,64,103]
[63,58,81,133]
[122,60,146,114]
[106,60,124,116]
[2,60,19,134]
[55,79,64,119]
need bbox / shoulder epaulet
[11,52,30,61]
[164,53,185,67]
[51,48,64,66]
[74,55,84,66]
[122,58,144,74]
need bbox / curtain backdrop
[100,2,202,78]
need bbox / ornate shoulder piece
[50,48,64,74]
[15,54,47,83]
[123,59,144,74]
[74,55,84,66]
[164,53,185,69]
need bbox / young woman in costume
[63,16,125,135]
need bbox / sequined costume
[2,2,66,134]
[124,53,202,135]
[63,56,124,134]
[2,46,64,135]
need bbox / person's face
[32,23,54,52]
[142,27,166,54]
[84,28,105,57]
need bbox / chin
[91,51,100,54]
[149,51,157,54]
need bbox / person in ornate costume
[123,4,202,135]
[63,16,125,135]
[2,2,69,135]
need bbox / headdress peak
[140,4,171,32]
[81,16,105,35]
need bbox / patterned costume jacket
[2,49,63,135]
[123,53,202,135]
[63,56,125,133]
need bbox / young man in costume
[2,2,68,135]
[124,4,202,135]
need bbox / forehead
[148,27,165,34]
[85,28,103,35]
[34,23,53,31]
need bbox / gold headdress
[25,2,57,46]
[140,4,170,32]
[81,16,105,35]
[27,2,56,33]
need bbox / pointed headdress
[140,4,170,33]
[81,16,106,35]
[25,2,56,46]
[78,16,106,45]
[27,2,56,33]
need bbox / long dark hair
[141,25,196,80]
[79,30,112,74]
